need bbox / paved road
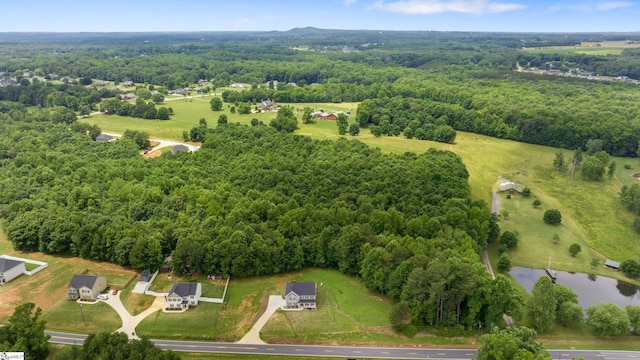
[46,332,640,360]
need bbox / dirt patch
[633,173,640,179]
[128,293,155,315]
[143,151,162,159]
[0,250,135,320]
[235,296,257,331]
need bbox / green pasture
[42,300,121,334]
[522,47,624,55]
[86,96,357,140]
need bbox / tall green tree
[337,113,348,135]
[543,209,562,225]
[553,150,567,172]
[302,107,313,124]
[0,303,50,360]
[477,326,550,360]
[210,97,223,111]
[586,303,630,336]
[626,305,640,335]
[526,276,557,332]
[129,236,163,270]
[269,105,298,133]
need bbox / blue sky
[1,0,638,32]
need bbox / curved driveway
[100,291,165,339]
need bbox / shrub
[522,187,531,197]
[500,231,518,249]
[569,243,582,257]
[543,209,562,224]
[533,199,541,207]
[620,259,640,278]
[624,164,632,170]
[497,253,512,272]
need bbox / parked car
[112,289,118,295]
[97,294,108,300]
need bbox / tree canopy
[0,303,50,360]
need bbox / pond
[509,266,640,308]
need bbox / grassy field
[86,95,357,140]
[42,300,121,333]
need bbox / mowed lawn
[136,268,401,343]
[86,95,357,140]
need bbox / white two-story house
[166,282,202,310]
[284,282,317,310]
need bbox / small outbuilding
[498,181,523,193]
[139,269,151,282]
[605,259,620,270]
[0,258,26,285]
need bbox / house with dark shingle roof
[0,258,26,285]
[258,99,276,111]
[284,282,317,309]
[68,275,107,300]
[171,144,190,154]
[95,133,115,142]
[166,282,202,310]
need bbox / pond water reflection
[509,266,640,308]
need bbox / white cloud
[547,1,634,12]
[371,0,526,14]
[595,1,634,10]
[344,0,358,5]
